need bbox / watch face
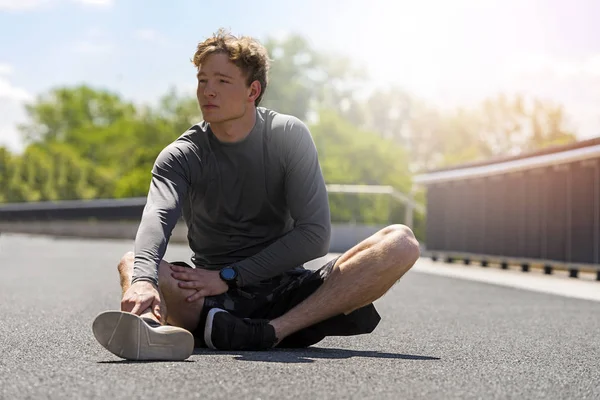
[221,267,236,281]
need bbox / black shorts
[169,257,381,348]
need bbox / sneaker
[203,308,277,350]
[92,310,194,361]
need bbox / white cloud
[0,116,25,152]
[0,81,31,103]
[0,69,31,152]
[0,78,31,103]
[0,63,13,76]
[134,29,168,45]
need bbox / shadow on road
[193,347,441,364]
[97,360,196,364]
[94,348,440,364]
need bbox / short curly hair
[192,28,271,106]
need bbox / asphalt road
[1,233,599,400]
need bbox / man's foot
[204,308,277,350]
[92,310,194,361]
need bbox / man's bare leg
[92,253,206,360]
[117,252,163,323]
[269,224,421,342]
[117,252,205,332]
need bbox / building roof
[414,136,600,185]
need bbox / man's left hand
[170,265,229,302]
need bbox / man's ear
[248,80,261,103]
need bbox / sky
[1,0,600,152]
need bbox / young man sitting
[92,29,420,360]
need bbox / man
[92,29,420,361]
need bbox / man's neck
[210,107,257,143]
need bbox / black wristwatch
[219,266,239,288]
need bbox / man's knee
[157,260,184,297]
[118,251,134,270]
[157,261,199,305]
[157,261,203,331]
[378,224,421,268]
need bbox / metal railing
[0,184,421,225]
[0,197,147,221]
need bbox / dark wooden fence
[415,138,600,280]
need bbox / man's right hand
[121,281,162,322]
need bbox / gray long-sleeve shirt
[131,107,331,287]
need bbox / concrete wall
[0,221,386,253]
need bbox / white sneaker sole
[204,308,228,350]
[92,310,194,361]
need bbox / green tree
[0,147,13,203]
[14,84,196,201]
[357,90,577,173]
[19,85,136,146]
[526,98,576,151]
[260,35,316,120]
[311,109,411,225]
[261,34,366,121]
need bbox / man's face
[196,52,256,123]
